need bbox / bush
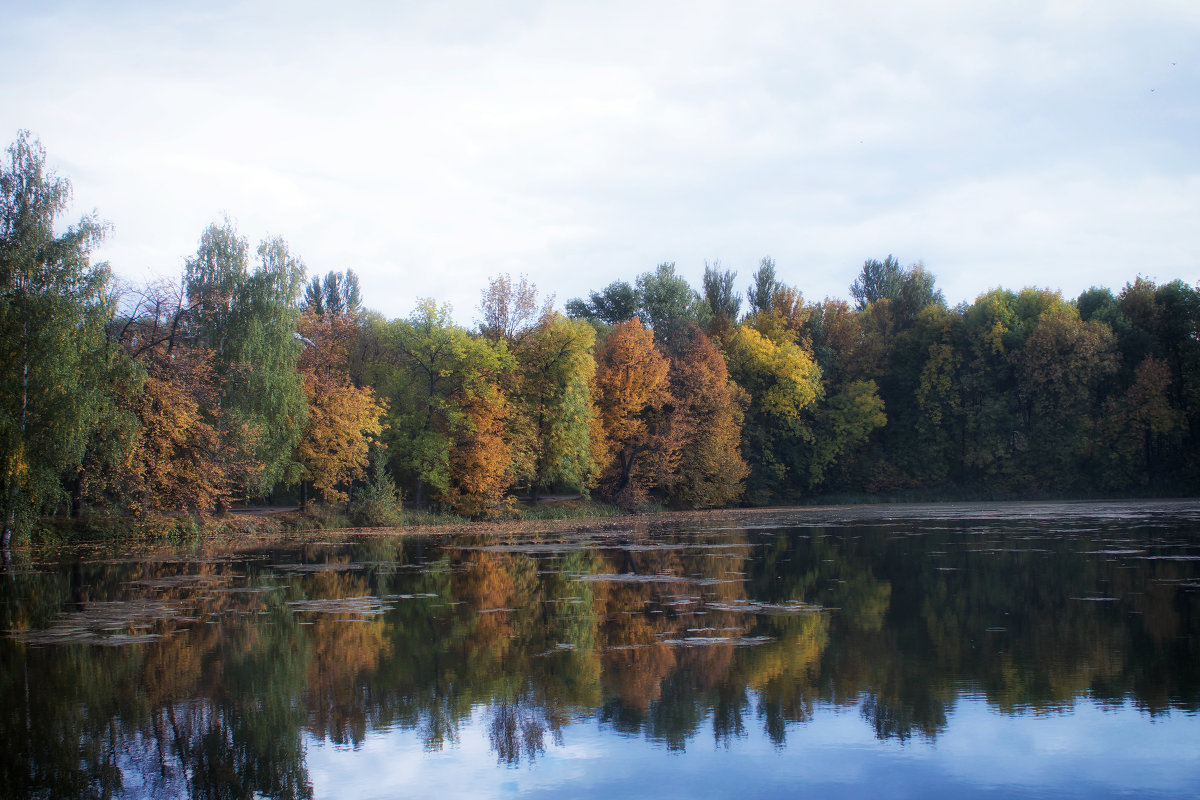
[350,455,403,527]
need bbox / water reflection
[2,501,1199,798]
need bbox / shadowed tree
[723,324,823,501]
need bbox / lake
[2,500,1199,799]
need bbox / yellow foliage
[296,313,387,503]
[725,326,822,424]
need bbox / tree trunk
[70,474,84,518]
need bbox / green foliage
[367,299,515,510]
[635,262,711,342]
[350,450,403,527]
[850,255,945,328]
[5,128,1200,529]
[746,257,781,315]
[807,380,887,489]
[185,223,309,497]
[0,131,118,545]
[510,313,599,495]
[724,325,824,500]
[701,261,740,334]
[565,280,639,327]
[304,269,362,318]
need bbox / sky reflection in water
[307,700,1200,800]
[2,500,1198,799]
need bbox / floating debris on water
[451,543,582,554]
[705,600,827,616]
[271,563,365,573]
[208,586,282,594]
[660,635,775,647]
[128,574,231,589]
[286,596,391,615]
[8,599,194,646]
[574,573,724,585]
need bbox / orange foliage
[664,329,749,508]
[295,313,386,503]
[444,387,512,517]
[126,346,256,513]
[592,319,676,505]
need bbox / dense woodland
[3,131,1199,545]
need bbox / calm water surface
[2,500,1199,799]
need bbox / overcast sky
[4,0,1197,324]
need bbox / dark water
[3,501,1199,799]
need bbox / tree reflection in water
[1,503,1198,797]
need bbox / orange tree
[592,318,677,506]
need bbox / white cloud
[3,0,1197,322]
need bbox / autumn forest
[3,131,1199,547]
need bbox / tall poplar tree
[0,132,114,546]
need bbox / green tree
[565,280,639,328]
[635,262,711,343]
[850,255,944,328]
[303,268,362,318]
[184,222,309,498]
[510,313,599,497]
[746,257,781,315]
[723,325,823,501]
[701,261,740,339]
[0,131,116,547]
[1017,311,1117,489]
[368,300,515,511]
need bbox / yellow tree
[295,312,386,504]
[723,325,823,500]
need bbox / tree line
[3,131,1199,544]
